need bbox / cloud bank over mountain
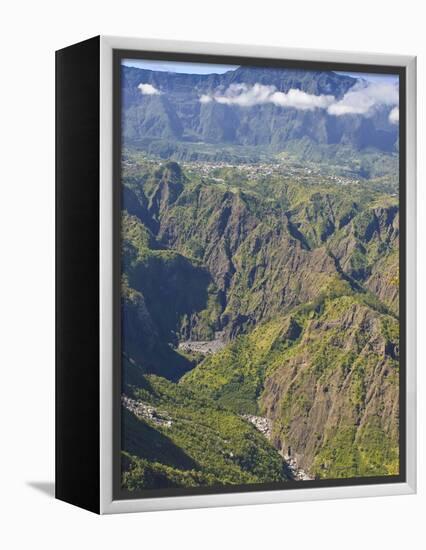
[328,80,398,116]
[197,79,399,120]
[199,83,335,110]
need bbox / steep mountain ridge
[122,160,399,348]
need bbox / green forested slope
[120,156,400,488]
[182,291,399,478]
[122,373,288,490]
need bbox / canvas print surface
[118,56,401,494]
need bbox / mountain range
[121,65,399,160]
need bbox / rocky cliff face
[328,204,399,313]
[156,184,340,335]
[260,297,399,478]
[124,161,400,343]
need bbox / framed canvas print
[56,36,416,514]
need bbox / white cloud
[201,83,333,111]
[199,80,399,118]
[199,94,212,104]
[214,83,275,107]
[138,83,162,95]
[389,106,399,124]
[270,88,335,110]
[327,81,398,116]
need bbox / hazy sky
[122,59,238,74]
[335,71,399,85]
[122,59,398,85]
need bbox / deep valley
[120,152,400,489]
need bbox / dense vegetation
[183,291,399,478]
[120,151,400,490]
[122,373,288,490]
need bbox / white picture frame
[98,36,416,514]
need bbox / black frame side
[113,49,407,501]
[55,36,100,514]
